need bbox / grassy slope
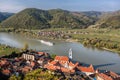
[0,45,20,56]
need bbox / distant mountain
[1,8,120,29]
[0,13,5,22]
[0,8,95,29]
[94,10,120,29]
[0,12,14,22]
[82,11,103,20]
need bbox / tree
[9,75,21,80]
[51,54,56,59]
[22,43,29,51]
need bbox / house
[44,56,79,73]
[37,52,45,56]
[2,69,11,76]
[105,71,120,80]
[22,51,50,61]
[22,54,35,61]
[96,73,113,80]
[22,66,32,73]
[77,64,95,75]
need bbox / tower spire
[69,48,72,59]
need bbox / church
[44,48,79,73]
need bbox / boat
[39,40,54,46]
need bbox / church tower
[69,48,72,60]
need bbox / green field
[0,28,120,54]
[0,44,20,56]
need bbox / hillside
[0,8,51,29]
[93,10,120,29]
[0,12,13,22]
[0,8,95,29]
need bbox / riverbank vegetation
[0,28,120,54]
[0,44,20,56]
[9,69,62,80]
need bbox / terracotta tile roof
[69,61,75,67]
[2,69,11,75]
[98,73,113,80]
[49,61,58,65]
[44,65,57,71]
[61,67,75,73]
[30,61,35,67]
[105,71,120,79]
[0,59,7,66]
[37,52,44,55]
[22,66,31,73]
[55,56,69,62]
[108,71,119,77]
[77,64,95,73]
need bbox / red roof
[105,71,120,79]
[44,65,58,71]
[22,66,31,73]
[49,61,58,65]
[61,67,75,73]
[37,52,44,55]
[30,61,35,67]
[98,73,113,80]
[55,56,69,62]
[2,69,11,75]
[77,64,95,73]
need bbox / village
[0,49,120,80]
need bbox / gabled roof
[98,73,113,80]
[77,64,95,73]
[37,52,44,55]
[55,56,69,62]
[2,69,11,75]
[49,61,58,65]
[61,67,75,73]
[105,71,120,79]
[44,65,58,71]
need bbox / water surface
[0,32,120,73]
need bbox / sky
[0,0,120,13]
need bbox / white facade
[22,54,35,61]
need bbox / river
[0,32,120,73]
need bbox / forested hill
[0,8,96,29]
[1,8,120,29]
[92,10,120,29]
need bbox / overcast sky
[0,0,120,13]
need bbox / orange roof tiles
[60,67,75,73]
[45,65,58,71]
[77,64,95,73]
[108,71,120,78]
[30,61,35,67]
[49,61,58,65]
[55,56,69,62]
[22,66,31,73]
[2,69,11,75]
[37,52,44,55]
[98,73,113,80]
[105,71,120,79]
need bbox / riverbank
[1,31,120,74]
[0,28,120,54]
[0,44,20,56]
